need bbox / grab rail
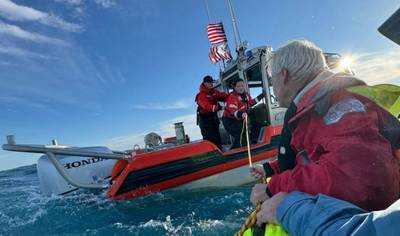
[2,135,133,189]
[2,135,131,160]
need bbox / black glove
[240,93,248,102]
[256,93,264,102]
[262,162,275,177]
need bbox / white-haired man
[250,40,400,212]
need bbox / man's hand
[242,112,248,119]
[250,164,266,180]
[213,104,221,112]
[250,183,269,206]
[256,192,288,225]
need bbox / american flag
[208,43,232,64]
[207,22,227,44]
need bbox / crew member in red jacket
[195,75,228,149]
[223,78,264,149]
[250,40,400,211]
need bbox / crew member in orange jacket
[195,75,228,149]
[250,40,400,211]
[223,78,264,149]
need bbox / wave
[0,164,253,236]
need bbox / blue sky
[0,0,399,170]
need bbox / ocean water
[0,165,255,236]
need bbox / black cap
[203,75,215,83]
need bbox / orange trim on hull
[111,149,277,200]
[107,125,282,200]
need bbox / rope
[235,115,264,236]
[240,117,245,147]
[244,115,252,167]
[234,179,267,236]
[234,123,288,236]
[239,115,252,166]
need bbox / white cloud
[94,0,116,8]
[0,61,12,66]
[132,98,194,110]
[0,21,69,46]
[55,0,82,6]
[0,43,127,111]
[352,50,400,85]
[55,0,116,8]
[0,0,82,32]
[55,0,116,10]
[52,0,118,21]
[0,45,53,60]
[105,114,201,150]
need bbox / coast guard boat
[1,47,345,198]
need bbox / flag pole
[226,0,242,49]
[204,0,232,67]
[204,0,216,68]
[204,0,213,23]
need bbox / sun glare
[338,56,354,70]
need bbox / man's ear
[281,69,289,85]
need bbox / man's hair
[268,40,327,81]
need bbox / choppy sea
[0,165,254,236]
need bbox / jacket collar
[232,91,248,100]
[288,71,366,124]
[293,70,335,106]
[199,83,213,94]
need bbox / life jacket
[242,224,289,236]
[348,84,400,164]
[223,91,256,119]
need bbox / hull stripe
[115,136,280,195]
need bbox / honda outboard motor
[37,146,116,195]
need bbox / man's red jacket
[195,84,227,114]
[267,73,400,211]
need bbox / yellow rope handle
[244,115,252,167]
[235,116,287,235]
[240,119,245,147]
[235,114,262,236]
[239,115,253,166]
[235,178,267,236]
[234,203,261,236]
